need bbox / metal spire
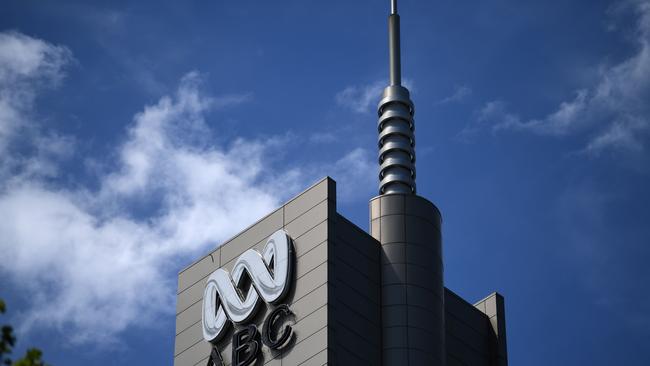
[377,0,417,195]
[388,0,401,86]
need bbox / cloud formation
[0,32,372,345]
[335,80,385,113]
[0,31,72,173]
[321,147,376,201]
[472,0,650,154]
[0,71,284,344]
[336,79,415,114]
[437,85,472,105]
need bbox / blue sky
[1,0,649,365]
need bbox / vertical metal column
[371,1,446,364]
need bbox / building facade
[174,2,507,365]
[174,178,507,366]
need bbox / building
[174,2,508,365]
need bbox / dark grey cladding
[370,194,446,365]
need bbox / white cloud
[325,147,376,201]
[0,69,284,344]
[336,79,415,114]
[437,85,472,105]
[336,80,385,113]
[0,32,376,346]
[0,31,70,83]
[0,31,72,169]
[474,0,650,154]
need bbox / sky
[1,0,649,365]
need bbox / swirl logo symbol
[202,230,294,342]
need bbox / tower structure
[173,2,508,365]
[370,0,446,364]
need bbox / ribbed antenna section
[378,2,416,195]
[378,85,416,194]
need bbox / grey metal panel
[282,326,328,365]
[176,300,201,335]
[381,242,407,265]
[220,207,283,264]
[174,340,211,366]
[447,354,465,366]
[445,334,489,366]
[299,349,327,366]
[174,322,203,356]
[382,326,408,348]
[328,216,382,365]
[292,282,328,318]
[264,357,281,366]
[408,305,443,335]
[444,288,509,366]
[292,282,328,320]
[404,214,441,247]
[445,313,489,355]
[474,298,486,313]
[331,279,380,317]
[176,278,207,314]
[332,262,380,304]
[382,284,407,305]
[371,218,380,239]
[330,344,371,365]
[445,289,490,334]
[484,295,497,317]
[406,265,443,290]
[293,304,328,341]
[291,263,327,303]
[294,220,328,258]
[331,300,381,335]
[284,177,333,224]
[408,326,442,353]
[404,194,441,226]
[333,244,380,286]
[380,194,405,216]
[382,263,407,285]
[405,242,441,270]
[382,349,409,365]
[408,348,440,365]
[371,197,381,219]
[294,240,327,279]
[406,284,439,306]
[382,305,408,328]
[379,214,405,244]
[332,320,381,357]
[334,214,380,263]
[285,199,330,239]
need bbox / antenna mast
[377,0,416,195]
